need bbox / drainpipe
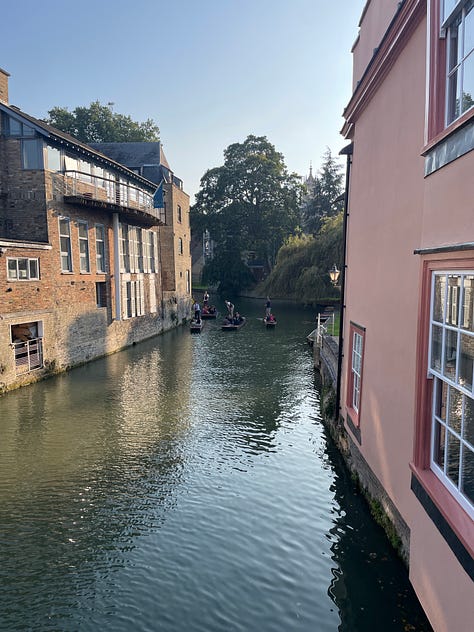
[335,142,353,420]
[112,213,122,320]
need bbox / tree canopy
[302,148,343,235]
[191,135,302,294]
[46,101,160,143]
[260,212,343,304]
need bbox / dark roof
[89,142,162,168]
[0,103,156,190]
[91,142,182,188]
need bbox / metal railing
[62,171,165,222]
[13,338,43,374]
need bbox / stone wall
[314,333,411,564]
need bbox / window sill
[410,463,474,568]
[422,107,474,155]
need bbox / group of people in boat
[191,294,274,327]
[191,290,217,324]
[222,299,244,325]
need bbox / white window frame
[7,257,40,281]
[78,221,90,273]
[59,217,73,272]
[443,0,474,125]
[122,279,145,319]
[351,332,363,413]
[119,223,130,273]
[428,270,474,519]
[95,224,106,273]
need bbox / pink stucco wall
[352,0,402,89]
[342,8,474,631]
[422,151,474,247]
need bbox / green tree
[261,212,343,303]
[303,148,343,235]
[46,101,160,143]
[191,135,302,293]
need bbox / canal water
[0,298,432,632]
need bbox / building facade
[0,69,190,394]
[90,141,192,320]
[339,2,474,630]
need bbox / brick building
[89,141,192,315]
[0,68,191,393]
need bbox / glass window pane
[431,324,443,372]
[448,386,463,434]
[59,218,70,236]
[78,223,88,239]
[461,275,474,330]
[22,139,43,169]
[61,254,70,270]
[448,69,461,122]
[461,50,474,113]
[465,395,474,447]
[7,259,17,279]
[29,259,38,279]
[459,332,474,391]
[465,1,474,57]
[433,420,446,469]
[433,275,446,322]
[17,259,28,279]
[446,430,461,485]
[9,117,22,135]
[444,0,461,22]
[46,146,61,171]
[435,378,448,421]
[448,15,461,71]
[460,445,474,504]
[446,275,461,325]
[443,328,458,379]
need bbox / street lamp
[329,264,340,286]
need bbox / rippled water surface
[0,299,432,631]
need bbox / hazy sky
[1,0,365,201]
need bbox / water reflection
[0,299,431,631]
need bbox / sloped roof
[89,141,163,168]
[0,103,156,190]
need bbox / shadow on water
[312,378,433,631]
[0,297,433,631]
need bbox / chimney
[0,68,10,104]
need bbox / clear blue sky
[1,0,366,201]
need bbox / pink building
[339,1,474,630]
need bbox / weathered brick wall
[0,138,48,241]
[0,69,9,104]
[0,171,183,393]
[160,182,192,321]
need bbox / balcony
[61,171,165,225]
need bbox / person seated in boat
[202,304,209,315]
[209,305,216,314]
[222,316,231,325]
[233,313,242,325]
[268,313,275,322]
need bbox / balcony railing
[13,338,43,374]
[61,171,165,223]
